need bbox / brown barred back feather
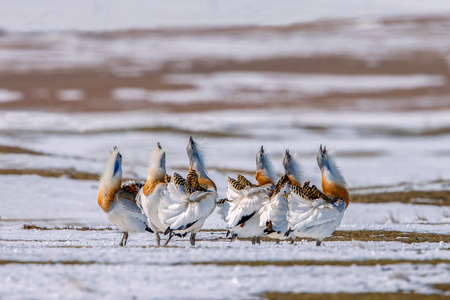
[301,181,330,201]
[275,174,289,193]
[116,189,139,204]
[216,198,228,205]
[228,177,244,190]
[121,180,145,196]
[237,174,255,188]
[302,181,315,198]
[173,172,190,193]
[290,184,308,199]
[187,170,207,192]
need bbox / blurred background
[1,0,450,225]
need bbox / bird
[223,146,276,245]
[97,146,153,247]
[287,145,350,246]
[161,136,217,246]
[136,142,169,246]
[259,149,302,243]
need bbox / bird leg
[316,240,322,247]
[164,231,174,246]
[156,233,161,246]
[119,232,128,247]
[252,237,256,245]
[230,233,237,242]
[256,236,261,244]
[190,232,196,246]
[290,237,296,245]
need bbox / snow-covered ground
[1,106,449,298]
[2,174,450,230]
[1,226,449,299]
[1,108,449,189]
[1,0,450,32]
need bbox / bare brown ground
[0,145,44,155]
[1,15,450,113]
[0,51,448,113]
[351,190,450,206]
[1,14,449,115]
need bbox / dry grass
[351,190,450,206]
[2,258,448,268]
[23,224,113,231]
[0,260,100,266]
[191,259,449,267]
[432,284,450,293]
[0,145,44,155]
[0,168,98,180]
[262,292,449,300]
[230,230,450,244]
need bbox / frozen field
[1,1,450,299]
[1,108,449,299]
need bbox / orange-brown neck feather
[97,181,121,212]
[198,176,217,191]
[287,175,301,187]
[321,174,350,208]
[143,177,166,196]
[255,170,274,186]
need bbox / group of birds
[97,137,350,247]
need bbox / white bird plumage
[287,145,349,246]
[160,136,217,246]
[136,142,168,246]
[97,146,152,247]
[222,146,276,244]
[259,149,301,241]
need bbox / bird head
[186,136,207,176]
[100,146,122,187]
[153,142,166,172]
[255,146,276,185]
[316,144,328,169]
[283,149,302,185]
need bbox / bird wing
[226,183,272,228]
[287,192,345,232]
[216,200,230,222]
[138,183,167,232]
[160,182,217,231]
[260,193,290,234]
[108,192,149,232]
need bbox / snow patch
[0,89,22,103]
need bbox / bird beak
[157,142,161,149]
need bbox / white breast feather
[138,183,167,232]
[107,196,148,233]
